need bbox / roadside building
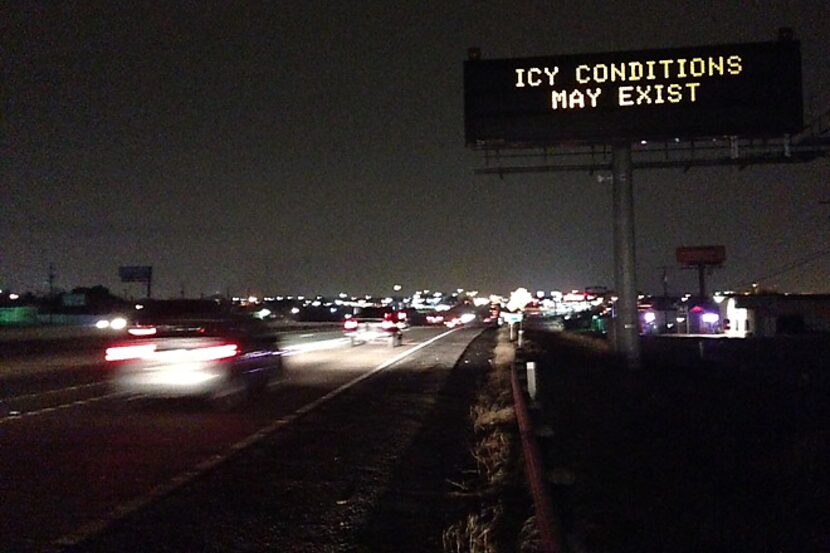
[724,294,830,337]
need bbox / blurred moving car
[343,308,404,347]
[105,300,282,409]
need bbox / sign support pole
[612,143,640,368]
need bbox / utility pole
[612,143,640,368]
[48,263,55,297]
[47,263,55,324]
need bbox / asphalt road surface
[0,325,486,552]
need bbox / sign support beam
[612,143,640,368]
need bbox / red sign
[676,246,726,265]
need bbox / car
[343,308,404,347]
[104,300,283,409]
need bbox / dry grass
[443,328,530,553]
[471,404,515,433]
[442,506,503,553]
[471,427,511,486]
[518,515,542,553]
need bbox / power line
[733,244,830,289]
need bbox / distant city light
[644,311,656,323]
[393,284,402,292]
[507,288,533,312]
[9,293,19,300]
[291,307,300,314]
[701,312,720,324]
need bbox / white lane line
[281,337,351,355]
[49,327,462,551]
[0,392,122,425]
[3,381,107,402]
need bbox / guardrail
[508,329,564,553]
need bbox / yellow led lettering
[618,86,635,106]
[708,56,725,76]
[515,69,527,87]
[667,83,683,103]
[652,84,666,103]
[593,64,609,83]
[658,59,674,79]
[551,88,601,109]
[676,58,688,78]
[727,55,742,75]
[690,57,706,77]
[635,85,652,105]
[686,81,700,102]
[645,60,657,80]
[516,66,561,87]
[570,89,587,108]
[576,65,591,84]
[543,66,560,85]
[627,62,644,81]
[535,50,745,111]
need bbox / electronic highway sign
[464,40,803,146]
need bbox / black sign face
[119,265,152,283]
[464,41,803,146]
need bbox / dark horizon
[4,2,829,299]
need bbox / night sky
[4,1,829,299]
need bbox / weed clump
[443,328,536,552]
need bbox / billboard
[464,40,803,146]
[118,265,152,283]
[676,246,726,266]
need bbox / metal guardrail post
[511,355,564,553]
[526,361,537,400]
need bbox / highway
[0,325,486,552]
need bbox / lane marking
[2,381,106,402]
[0,392,123,425]
[49,327,464,551]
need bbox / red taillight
[106,343,158,361]
[105,343,239,362]
[128,326,157,337]
[344,320,359,330]
[183,344,239,361]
